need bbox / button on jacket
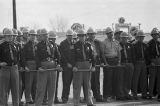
[74,41,95,66]
[0,41,19,66]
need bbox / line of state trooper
[0,26,160,106]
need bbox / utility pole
[13,0,17,29]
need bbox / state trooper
[132,30,148,100]
[22,29,37,104]
[87,27,104,102]
[114,29,123,42]
[59,30,75,103]
[119,32,135,100]
[43,31,62,104]
[35,28,62,106]
[72,29,96,106]
[0,28,19,106]
[147,28,160,100]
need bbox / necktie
[46,42,51,55]
[124,45,127,59]
[9,44,14,60]
[155,41,160,56]
[32,42,35,56]
[82,43,86,60]
[141,44,144,59]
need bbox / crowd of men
[0,26,160,106]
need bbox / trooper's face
[28,34,36,41]
[88,33,95,41]
[121,37,128,43]
[5,35,13,42]
[78,35,85,42]
[137,36,144,42]
[152,34,159,40]
[106,32,113,39]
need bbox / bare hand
[0,62,7,67]
[38,67,45,72]
[25,67,30,72]
[67,63,72,68]
[73,67,78,72]
[91,67,96,72]
[57,65,63,72]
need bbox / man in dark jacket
[147,28,160,100]
[59,30,75,103]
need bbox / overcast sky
[0,0,160,32]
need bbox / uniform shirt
[0,41,19,66]
[133,41,148,61]
[147,39,160,59]
[74,41,95,66]
[102,38,122,57]
[120,42,135,63]
[59,39,75,67]
[36,40,55,68]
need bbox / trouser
[132,61,147,96]
[149,58,160,96]
[73,71,93,105]
[25,61,37,102]
[19,71,25,102]
[103,57,118,98]
[0,65,19,106]
[61,67,73,101]
[43,72,59,102]
[122,63,134,97]
[35,70,57,106]
[91,67,101,99]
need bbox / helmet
[87,27,96,34]
[105,27,113,34]
[12,28,18,36]
[22,27,29,33]
[48,31,57,38]
[77,29,86,35]
[66,29,73,35]
[120,32,128,38]
[40,28,48,35]
[37,29,41,35]
[29,29,37,35]
[136,30,145,37]
[3,28,13,36]
[151,28,159,35]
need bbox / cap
[22,27,29,33]
[12,29,18,36]
[114,29,122,34]
[48,31,57,38]
[40,28,48,35]
[66,29,73,35]
[105,27,113,34]
[136,30,145,37]
[120,32,128,38]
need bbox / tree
[49,15,69,32]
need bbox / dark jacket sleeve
[54,44,61,65]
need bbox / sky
[0,0,160,32]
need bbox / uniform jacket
[0,41,19,66]
[74,41,95,66]
[36,40,57,68]
[59,39,75,67]
[120,42,135,63]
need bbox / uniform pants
[25,61,37,102]
[149,58,160,96]
[122,63,134,97]
[73,71,93,105]
[0,65,19,106]
[19,71,25,102]
[132,61,147,96]
[43,71,59,103]
[103,57,118,98]
[61,67,73,101]
[35,70,57,106]
[91,67,101,99]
